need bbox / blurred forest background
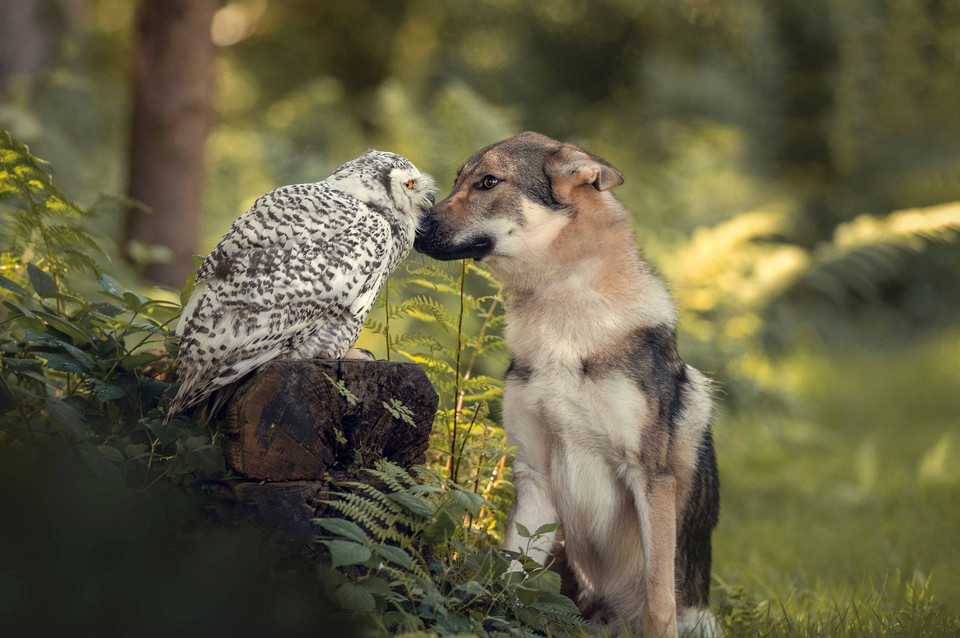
[1,0,959,634]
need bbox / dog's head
[414,132,624,267]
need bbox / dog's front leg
[630,472,679,638]
[504,459,559,570]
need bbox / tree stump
[218,359,437,481]
[207,359,438,552]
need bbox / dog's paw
[678,607,723,638]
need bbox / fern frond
[785,201,960,306]
[403,263,462,289]
[322,493,409,544]
[364,459,419,490]
[1,128,104,278]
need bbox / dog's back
[416,132,721,637]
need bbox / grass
[709,330,960,636]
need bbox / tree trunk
[0,0,55,100]
[124,0,217,286]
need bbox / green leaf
[125,443,149,457]
[516,585,541,606]
[34,311,95,345]
[44,398,85,440]
[451,489,484,516]
[326,540,372,568]
[534,592,581,617]
[515,522,532,538]
[422,510,457,544]
[90,302,124,317]
[96,445,125,464]
[185,435,208,450]
[121,352,164,370]
[335,581,376,614]
[180,272,197,307]
[0,274,30,296]
[47,291,87,306]
[98,273,123,296]
[1,356,41,369]
[534,522,561,536]
[122,291,146,310]
[356,576,392,598]
[90,378,125,401]
[502,571,526,588]
[3,299,36,318]
[313,518,369,544]
[37,336,96,369]
[27,264,58,298]
[41,353,90,374]
[8,384,39,400]
[372,543,412,569]
[147,420,180,447]
[520,568,562,594]
[386,492,435,517]
[516,605,543,627]
[408,484,444,494]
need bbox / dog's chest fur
[501,261,708,543]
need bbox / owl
[165,150,436,421]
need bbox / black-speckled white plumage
[166,150,435,420]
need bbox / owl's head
[324,150,436,218]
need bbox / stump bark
[208,359,438,552]
[218,359,436,481]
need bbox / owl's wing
[195,182,360,283]
[169,190,398,418]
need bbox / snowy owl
[166,150,436,421]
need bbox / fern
[783,202,960,306]
[314,460,584,636]
[369,256,512,543]
[0,130,104,289]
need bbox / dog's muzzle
[414,212,495,261]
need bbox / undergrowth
[314,460,584,636]
[0,129,220,487]
[369,257,512,541]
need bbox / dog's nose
[425,192,436,206]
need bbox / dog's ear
[544,144,624,195]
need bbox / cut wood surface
[216,359,437,481]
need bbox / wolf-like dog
[414,132,721,637]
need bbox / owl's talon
[343,348,376,361]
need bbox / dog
[414,132,721,637]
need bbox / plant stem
[450,259,467,481]
[384,278,391,361]
[454,289,501,418]
[453,402,483,482]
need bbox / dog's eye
[405,180,416,190]
[476,175,500,190]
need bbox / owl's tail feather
[163,346,281,424]
[161,356,221,424]
[162,381,208,425]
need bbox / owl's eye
[475,175,500,190]
[405,180,416,190]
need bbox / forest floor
[708,331,960,637]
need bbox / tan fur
[416,132,720,637]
